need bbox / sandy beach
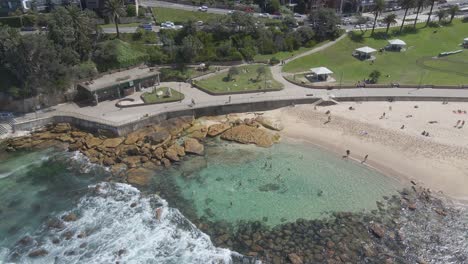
[263,101,468,202]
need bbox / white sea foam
[9,182,236,264]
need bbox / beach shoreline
[266,102,468,204]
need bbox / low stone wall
[13,95,468,137]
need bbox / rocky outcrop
[28,248,49,258]
[126,167,153,186]
[184,138,204,155]
[186,124,208,140]
[221,125,275,147]
[102,138,124,148]
[165,148,180,162]
[369,223,385,238]
[207,123,231,137]
[288,253,303,264]
[256,116,284,131]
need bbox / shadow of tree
[349,31,365,43]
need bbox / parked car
[198,6,208,12]
[227,10,234,14]
[139,23,152,31]
[258,13,269,18]
[21,26,35,31]
[293,13,302,18]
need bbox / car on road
[293,13,303,18]
[227,10,234,14]
[160,21,182,30]
[258,13,269,18]
[198,6,208,12]
[139,23,152,31]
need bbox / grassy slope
[141,87,184,103]
[196,64,283,93]
[283,20,468,85]
[152,7,222,24]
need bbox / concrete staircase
[0,119,14,136]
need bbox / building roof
[388,39,406,46]
[464,38,468,42]
[355,46,377,54]
[310,67,333,75]
[79,67,160,93]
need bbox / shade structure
[388,39,406,46]
[464,38,468,43]
[355,46,377,54]
[310,67,333,75]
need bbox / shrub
[369,70,381,84]
[427,21,440,28]
[73,61,98,80]
[126,4,136,17]
[0,16,22,28]
[22,14,36,27]
[160,68,190,82]
[269,56,280,65]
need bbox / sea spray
[5,182,243,264]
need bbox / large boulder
[52,123,71,133]
[124,127,154,145]
[121,156,145,168]
[144,130,171,146]
[169,144,185,157]
[256,116,284,131]
[207,123,231,137]
[369,223,385,238]
[163,116,194,136]
[288,253,303,264]
[186,124,208,140]
[152,147,165,160]
[126,168,153,187]
[165,148,179,162]
[221,125,274,147]
[102,137,124,148]
[184,138,204,155]
[84,136,103,148]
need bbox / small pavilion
[387,39,407,51]
[353,46,377,60]
[308,67,333,81]
[463,38,468,48]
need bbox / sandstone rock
[126,168,153,187]
[187,124,208,139]
[62,212,77,222]
[102,138,124,148]
[142,161,159,170]
[71,131,88,138]
[124,127,154,145]
[369,223,385,238]
[110,163,127,177]
[184,138,204,155]
[408,202,417,210]
[153,147,165,160]
[207,123,231,137]
[103,157,116,166]
[57,134,75,143]
[288,253,303,264]
[164,116,194,136]
[84,136,103,149]
[122,156,144,168]
[173,144,185,157]
[165,148,179,162]
[35,131,57,140]
[68,142,83,152]
[28,248,48,258]
[52,123,71,133]
[161,158,171,168]
[363,244,376,257]
[256,116,284,131]
[145,130,171,146]
[221,125,274,147]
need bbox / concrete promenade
[13,35,468,133]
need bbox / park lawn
[99,23,141,28]
[253,41,330,63]
[196,64,283,93]
[141,87,184,104]
[152,7,222,24]
[283,20,468,85]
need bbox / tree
[425,0,437,26]
[399,0,415,32]
[126,4,136,17]
[309,8,341,40]
[413,0,426,28]
[227,66,240,81]
[383,13,397,35]
[448,5,460,23]
[356,15,369,34]
[104,0,126,38]
[371,0,385,35]
[369,70,381,83]
[436,9,448,22]
[256,65,267,81]
[266,0,281,13]
[180,35,203,62]
[48,6,97,60]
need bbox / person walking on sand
[361,154,368,164]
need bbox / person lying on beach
[455,120,461,127]
[406,115,413,118]
[459,120,465,129]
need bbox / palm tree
[371,0,386,35]
[425,0,437,26]
[413,0,426,28]
[383,13,397,35]
[436,9,448,22]
[399,0,415,32]
[104,0,126,38]
[448,5,460,23]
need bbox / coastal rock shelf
[3,115,281,187]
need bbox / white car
[293,13,302,18]
[227,10,234,14]
[198,6,208,12]
[258,13,269,18]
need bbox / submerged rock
[126,168,153,187]
[28,248,48,258]
[221,125,275,147]
[369,222,385,238]
[184,138,204,155]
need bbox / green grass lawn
[141,87,184,104]
[152,7,222,24]
[283,20,468,85]
[195,64,283,94]
[99,23,141,28]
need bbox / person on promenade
[343,150,350,159]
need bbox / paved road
[100,26,160,34]
[141,0,232,15]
